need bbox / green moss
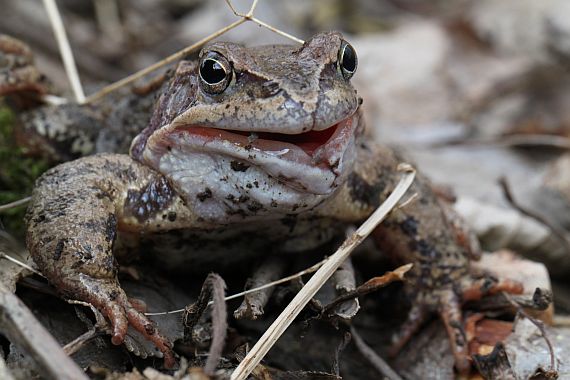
[0,105,50,238]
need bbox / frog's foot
[390,276,524,374]
[62,275,176,368]
[0,34,49,100]
[389,289,470,373]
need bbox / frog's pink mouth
[195,124,338,156]
[175,115,354,169]
[142,112,359,195]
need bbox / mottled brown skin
[4,33,523,372]
[0,34,50,100]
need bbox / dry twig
[0,197,31,212]
[350,326,403,380]
[62,328,103,356]
[502,291,557,373]
[204,274,227,375]
[42,0,85,102]
[84,0,303,104]
[432,134,570,150]
[234,256,287,320]
[145,257,328,316]
[0,252,42,277]
[499,177,570,258]
[182,273,228,375]
[332,331,351,376]
[320,263,413,318]
[231,164,416,380]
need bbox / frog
[1,31,524,373]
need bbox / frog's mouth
[142,112,359,195]
[179,115,354,167]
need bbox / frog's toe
[61,276,176,368]
[123,303,176,368]
[100,301,129,345]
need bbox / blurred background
[2,1,570,377]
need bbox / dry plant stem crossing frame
[83,0,304,104]
[231,164,416,380]
[40,0,305,105]
[42,0,85,103]
[0,197,31,212]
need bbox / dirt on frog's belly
[126,217,346,272]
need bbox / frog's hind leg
[388,302,429,357]
[389,289,471,374]
[438,288,470,374]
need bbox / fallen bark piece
[472,342,516,380]
[474,317,570,379]
[234,256,287,320]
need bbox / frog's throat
[137,111,360,218]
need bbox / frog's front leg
[25,154,195,367]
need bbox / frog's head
[131,31,362,220]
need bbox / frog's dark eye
[338,41,357,80]
[199,52,233,94]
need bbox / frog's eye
[199,52,233,94]
[338,41,357,80]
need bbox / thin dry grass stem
[42,0,85,103]
[225,0,304,43]
[395,192,418,211]
[0,252,43,277]
[320,263,412,317]
[250,17,305,44]
[144,257,328,316]
[84,0,303,104]
[230,165,416,380]
[224,0,260,17]
[0,196,31,212]
[62,328,100,356]
[83,18,246,104]
[219,257,327,304]
[499,177,570,258]
[433,134,570,150]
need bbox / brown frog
[1,32,523,372]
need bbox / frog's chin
[138,112,358,216]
